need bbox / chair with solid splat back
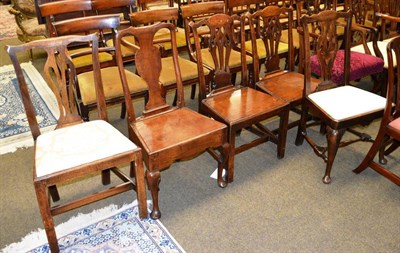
[115,21,230,219]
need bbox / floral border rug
[0,62,58,154]
[2,201,186,253]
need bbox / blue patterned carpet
[0,63,57,154]
[3,202,185,252]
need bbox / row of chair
[6,1,399,252]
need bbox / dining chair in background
[39,0,149,121]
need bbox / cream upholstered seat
[308,86,386,121]
[36,120,138,177]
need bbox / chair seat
[200,48,253,69]
[154,27,188,50]
[257,71,319,104]
[308,86,386,121]
[388,117,400,135]
[245,38,289,59]
[133,107,226,161]
[160,56,210,86]
[70,47,114,69]
[351,39,397,69]
[35,120,137,178]
[311,50,384,84]
[106,35,137,58]
[78,66,148,105]
[202,87,289,124]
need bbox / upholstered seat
[106,36,137,59]
[311,50,384,85]
[200,48,253,69]
[36,120,138,177]
[69,47,114,69]
[351,39,397,68]
[160,56,210,86]
[281,28,300,49]
[245,38,289,59]
[77,66,148,106]
[154,27,188,51]
[308,86,387,121]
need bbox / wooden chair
[191,12,290,182]
[6,33,147,253]
[40,1,149,121]
[181,1,255,87]
[129,7,206,104]
[343,0,394,95]
[136,0,188,56]
[91,0,137,64]
[39,0,114,75]
[353,36,400,186]
[294,10,387,184]
[252,5,320,131]
[115,22,230,219]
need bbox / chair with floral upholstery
[8,0,47,59]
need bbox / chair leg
[379,138,398,165]
[101,169,111,185]
[354,130,387,174]
[323,127,345,184]
[146,169,161,219]
[48,185,60,202]
[227,127,236,183]
[217,142,230,188]
[277,109,289,159]
[34,182,59,253]
[79,103,90,121]
[133,153,148,219]
[120,102,126,119]
[295,103,309,146]
[190,84,197,100]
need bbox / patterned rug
[0,62,58,154]
[0,5,17,40]
[2,201,186,252]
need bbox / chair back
[130,7,179,26]
[115,22,184,118]
[91,0,136,28]
[5,33,108,139]
[299,9,352,94]
[181,1,225,59]
[385,36,400,125]
[190,13,247,99]
[39,0,93,37]
[244,5,294,80]
[225,0,266,16]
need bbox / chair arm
[350,23,383,59]
[8,6,21,16]
[376,13,400,24]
